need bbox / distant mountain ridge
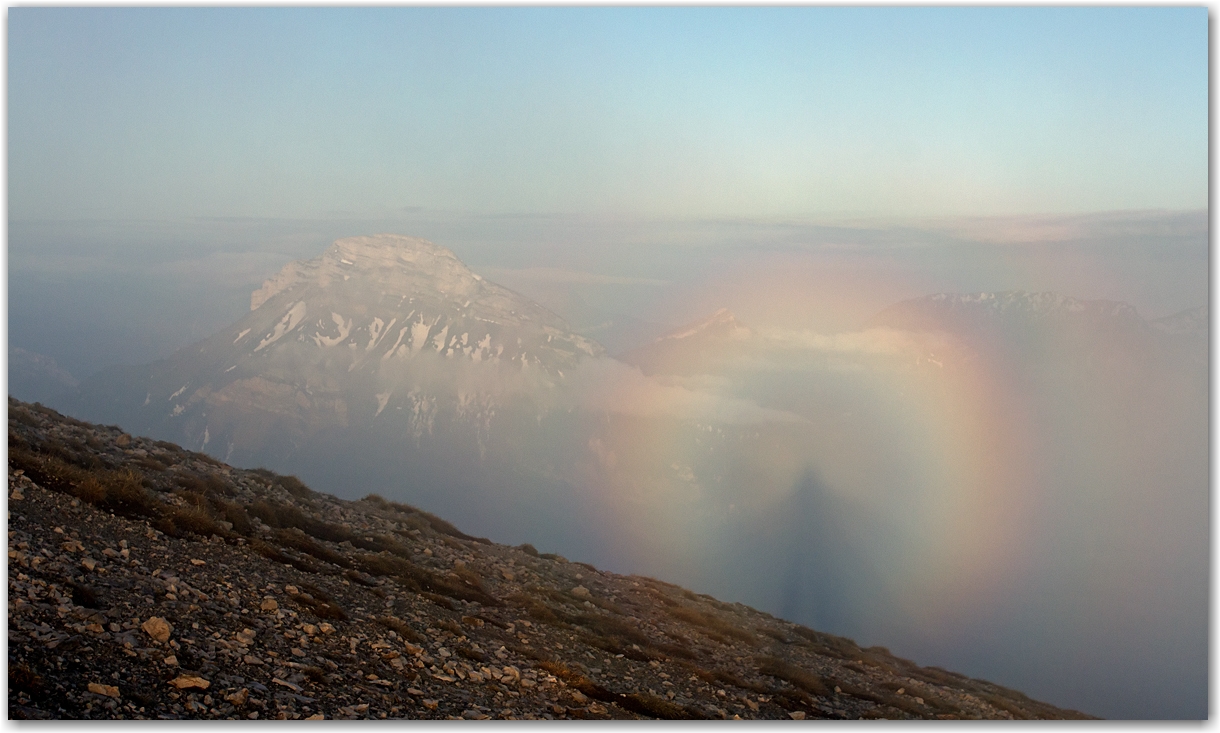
[620,309,752,377]
[8,347,79,406]
[866,291,1148,334]
[1149,305,1208,336]
[656,308,752,343]
[865,291,1206,377]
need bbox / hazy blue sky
[9,7,1207,222]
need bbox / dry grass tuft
[247,499,354,544]
[571,612,651,648]
[376,616,424,643]
[539,660,707,719]
[667,605,754,644]
[791,625,862,659]
[157,503,228,539]
[351,551,499,607]
[435,619,463,635]
[457,645,487,663]
[275,474,313,499]
[213,499,253,535]
[291,583,348,621]
[9,663,48,699]
[755,656,833,698]
[420,592,456,610]
[132,454,169,473]
[621,692,706,720]
[10,446,163,520]
[506,592,562,625]
[354,552,414,577]
[249,468,314,498]
[249,539,322,575]
[275,528,351,568]
[679,662,767,692]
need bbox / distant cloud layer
[883,208,1209,245]
[758,327,944,357]
[564,357,807,425]
[483,267,669,287]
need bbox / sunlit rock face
[70,234,603,467]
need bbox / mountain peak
[659,308,751,342]
[240,234,601,367]
[333,232,450,257]
[329,234,475,276]
[252,234,485,311]
[620,309,752,377]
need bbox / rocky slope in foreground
[7,398,1091,720]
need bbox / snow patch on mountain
[313,313,352,348]
[367,317,393,351]
[410,316,435,355]
[255,301,308,351]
